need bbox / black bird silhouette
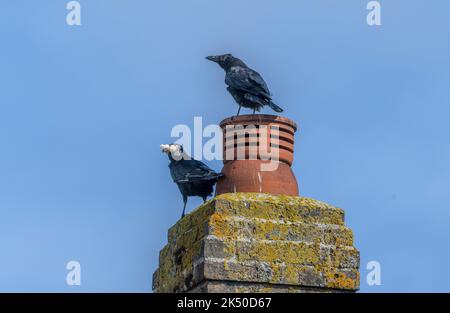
[206,54,283,116]
[160,144,223,218]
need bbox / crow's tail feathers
[267,101,283,113]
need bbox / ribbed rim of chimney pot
[219,114,298,131]
[219,114,297,166]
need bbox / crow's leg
[202,196,207,203]
[252,107,256,115]
[181,195,187,218]
[236,105,242,117]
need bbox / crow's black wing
[248,70,271,97]
[225,66,271,99]
[170,160,220,183]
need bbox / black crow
[206,54,283,115]
[160,144,223,218]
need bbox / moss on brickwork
[201,259,360,290]
[153,193,359,293]
[208,216,354,246]
[214,193,345,225]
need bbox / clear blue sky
[1,1,449,292]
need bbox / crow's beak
[206,56,217,62]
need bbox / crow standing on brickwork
[160,144,223,218]
[206,54,283,116]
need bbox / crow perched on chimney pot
[206,54,283,116]
[160,144,223,218]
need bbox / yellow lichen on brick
[153,193,359,293]
[236,241,320,265]
[168,200,215,241]
[209,212,238,239]
[213,193,345,225]
[324,270,359,290]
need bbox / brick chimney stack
[152,115,360,293]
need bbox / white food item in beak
[169,145,180,154]
[160,144,170,152]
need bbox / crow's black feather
[207,54,283,115]
[164,148,222,219]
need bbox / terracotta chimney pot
[216,114,299,196]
